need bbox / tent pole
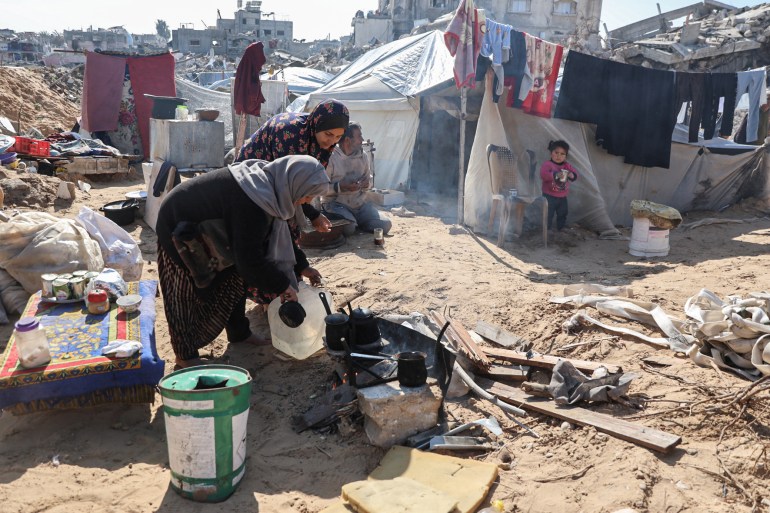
[458,86,467,225]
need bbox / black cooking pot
[320,292,349,351]
[396,351,428,387]
[145,94,189,120]
[101,199,139,226]
[349,305,381,347]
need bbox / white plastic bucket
[629,217,670,257]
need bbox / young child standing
[540,140,578,232]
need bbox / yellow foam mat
[321,446,499,513]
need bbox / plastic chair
[485,144,517,244]
[486,145,548,248]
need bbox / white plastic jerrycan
[268,282,333,360]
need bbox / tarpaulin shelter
[288,30,456,190]
[80,50,176,158]
[464,76,768,235]
[261,67,334,97]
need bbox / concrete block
[64,156,130,175]
[150,119,224,169]
[680,22,701,45]
[366,189,404,207]
[357,379,442,448]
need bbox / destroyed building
[353,0,603,49]
[172,0,293,58]
[608,2,770,72]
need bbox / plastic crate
[11,137,50,157]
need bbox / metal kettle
[348,304,381,348]
[319,292,348,351]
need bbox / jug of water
[268,282,332,359]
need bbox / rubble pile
[0,167,64,208]
[39,66,84,104]
[0,66,80,136]
[610,4,770,71]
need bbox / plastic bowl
[196,109,220,121]
[0,152,17,165]
[116,294,142,313]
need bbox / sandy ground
[1,168,770,513]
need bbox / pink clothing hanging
[511,35,564,118]
[126,53,177,159]
[233,42,267,117]
[444,0,482,89]
[81,52,127,132]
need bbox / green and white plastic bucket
[159,365,252,502]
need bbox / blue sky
[2,1,760,41]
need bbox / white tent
[465,76,768,235]
[288,30,455,189]
[261,67,334,96]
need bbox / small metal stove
[325,317,454,391]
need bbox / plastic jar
[268,282,332,360]
[14,317,52,369]
[87,290,110,315]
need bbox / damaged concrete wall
[605,3,770,72]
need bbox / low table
[0,280,165,414]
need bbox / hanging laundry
[734,68,768,143]
[513,34,563,118]
[444,0,483,89]
[555,51,677,169]
[81,52,126,133]
[704,73,738,139]
[480,19,513,96]
[233,42,267,117]
[126,53,177,159]
[497,30,532,106]
[673,72,710,143]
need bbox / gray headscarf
[228,155,330,288]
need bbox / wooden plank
[430,311,489,368]
[477,379,681,453]
[481,346,622,375]
[445,316,491,369]
[475,320,529,349]
[479,364,529,381]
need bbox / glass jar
[87,290,110,315]
[14,317,52,369]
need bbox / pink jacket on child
[540,160,578,198]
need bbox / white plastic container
[14,317,52,368]
[629,217,670,257]
[175,105,188,121]
[268,282,332,360]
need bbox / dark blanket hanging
[555,51,676,169]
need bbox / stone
[675,480,691,490]
[357,379,442,448]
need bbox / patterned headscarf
[229,155,330,286]
[235,99,349,167]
